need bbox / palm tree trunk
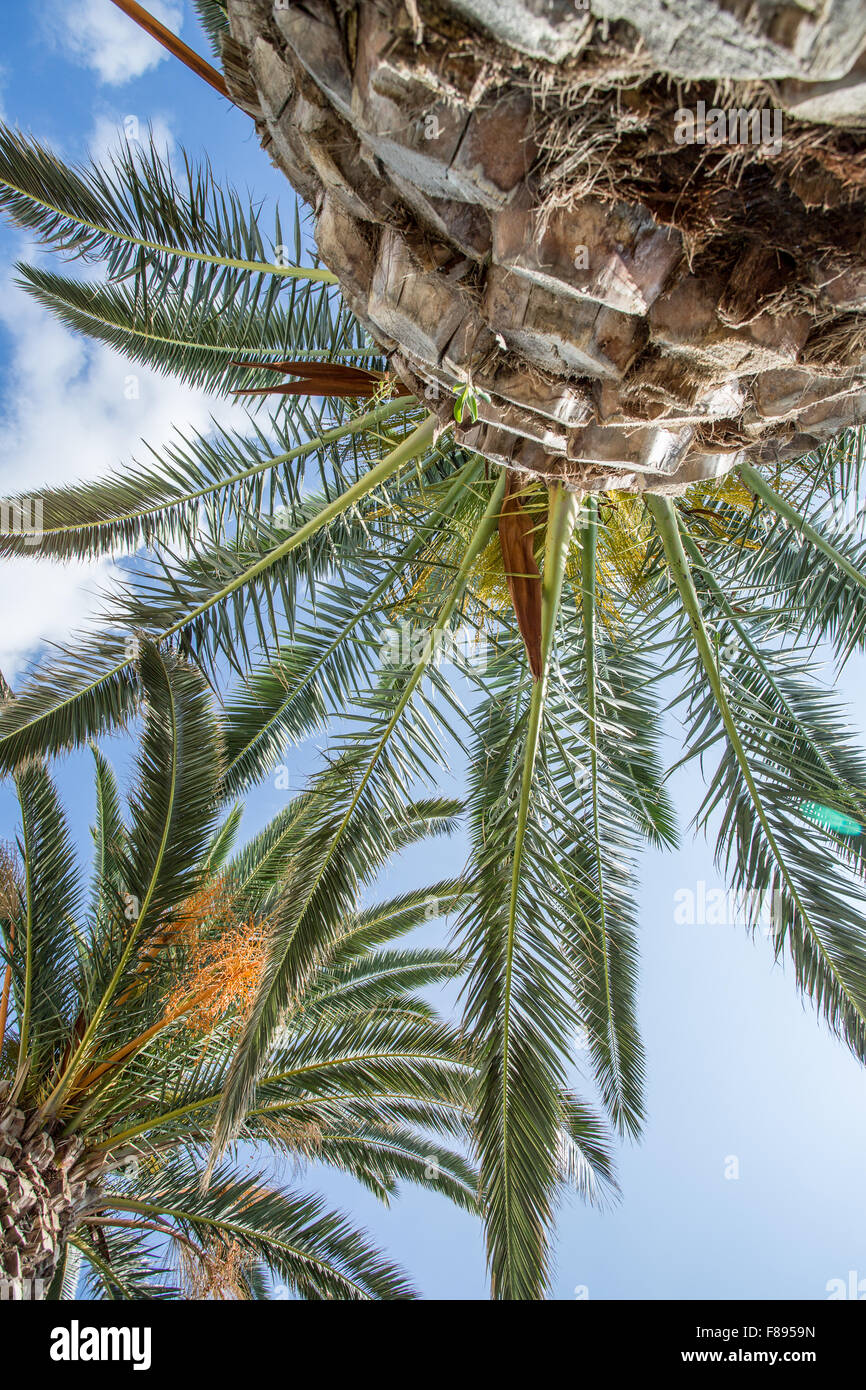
[0,1099,88,1296]
[221,0,866,494]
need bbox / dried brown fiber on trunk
[223,0,866,496]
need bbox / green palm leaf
[647,494,866,1060]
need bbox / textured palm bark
[223,0,866,494]
[0,1091,104,1294]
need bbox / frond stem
[645,492,866,1035]
[739,459,866,595]
[108,0,231,99]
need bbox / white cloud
[0,555,119,682]
[51,0,185,86]
[0,268,241,682]
[87,111,177,165]
[0,106,245,682]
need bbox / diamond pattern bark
[225,0,866,494]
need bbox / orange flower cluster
[161,882,269,1037]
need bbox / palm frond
[15,264,352,399]
[0,125,333,290]
[647,494,866,1061]
[119,1156,417,1300]
[192,0,230,60]
[11,762,81,1073]
[460,486,589,1300]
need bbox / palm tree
[2,41,866,1293]
[0,639,489,1299]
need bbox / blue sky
[2,1,866,1302]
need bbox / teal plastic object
[799,800,862,837]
